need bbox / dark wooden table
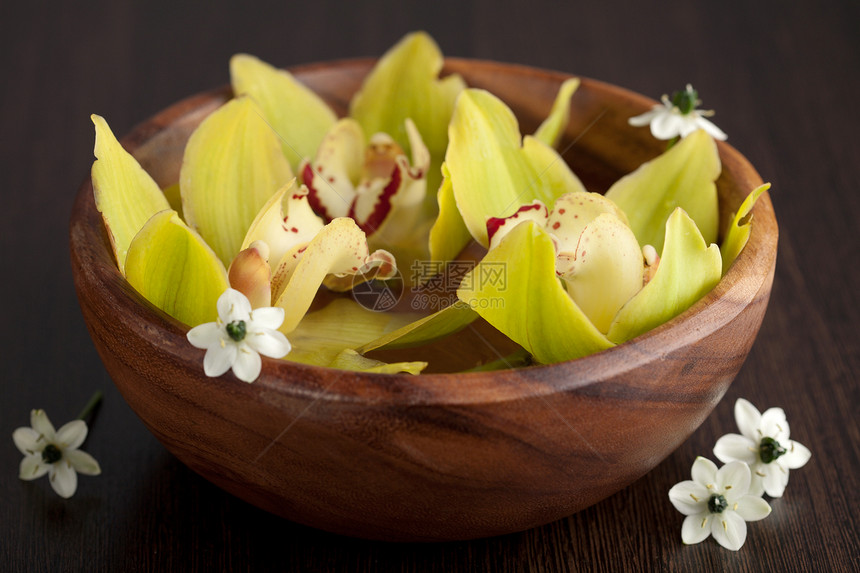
[2,1,858,571]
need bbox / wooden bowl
[70,58,777,542]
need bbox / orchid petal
[180,96,293,265]
[65,449,101,476]
[711,510,746,551]
[125,210,229,327]
[605,129,720,253]
[357,301,478,353]
[90,115,171,275]
[300,118,365,219]
[546,192,629,259]
[721,184,770,274]
[457,221,613,364]
[429,162,472,263]
[230,53,337,171]
[487,201,549,251]
[273,218,382,333]
[534,78,580,148]
[328,348,426,375]
[447,89,582,246]
[607,208,722,343]
[228,241,272,308]
[559,213,644,334]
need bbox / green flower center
[671,87,698,114]
[41,444,62,464]
[708,493,728,514]
[759,437,787,464]
[226,320,247,342]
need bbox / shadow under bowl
[70,58,777,542]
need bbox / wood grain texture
[2,0,858,570]
[68,60,776,542]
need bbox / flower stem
[77,390,103,421]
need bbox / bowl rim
[70,57,778,407]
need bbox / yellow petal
[125,210,229,327]
[547,192,630,263]
[228,241,272,308]
[446,89,584,246]
[328,349,427,375]
[457,221,613,364]
[180,97,294,265]
[428,162,472,264]
[90,114,170,275]
[721,184,770,274]
[356,301,477,353]
[607,208,722,343]
[230,53,337,171]
[559,213,644,334]
[605,129,720,253]
[533,77,580,148]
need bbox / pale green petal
[428,162,472,264]
[447,89,581,246]
[328,348,426,375]
[356,301,477,353]
[721,184,770,274]
[605,129,720,253]
[287,298,420,366]
[559,213,644,334]
[533,78,580,148]
[607,208,722,344]
[230,53,337,171]
[125,210,229,327]
[180,97,294,265]
[91,114,170,275]
[349,31,464,169]
[273,218,382,333]
[457,221,613,364]
[65,449,101,476]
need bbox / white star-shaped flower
[13,409,101,498]
[187,288,291,383]
[629,84,727,141]
[713,398,812,497]
[669,457,771,551]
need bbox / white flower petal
[651,111,684,140]
[248,306,285,330]
[232,347,262,383]
[12,427,42,455]
[760,407,789,441]
[711,510,747,551]
[748,465,766,497]
[669,480,710,515]
[49,461,78,499]
[628,107,661,127]
[678,117,701,138]
[245,328,291,358]
[56,420,88,450]
[713,433,757,465]
[187,322,224,349]
[66,449,101,476]
[681,512,712,545]
[691,457,718,487]
[781,440,811,469]
[218,288,252,323]
[19,455,49,481]
[716,461,751,503]
[694,116,728,140]
[30,409,57,442]
[734,398,761,441]
[734,495,771,522]
[761,464,788,498]
[203,344,237,378]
